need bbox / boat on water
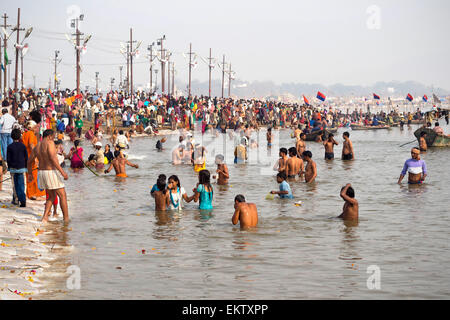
[350,124,390,130]
[414,127,450,147]
[305,128,338,141]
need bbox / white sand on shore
[0,173,72,300]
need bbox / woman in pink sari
[68,139,84,169]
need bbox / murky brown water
[37,122,450,299]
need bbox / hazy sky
[2,0,450,93]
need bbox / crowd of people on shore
[0,87,447,228]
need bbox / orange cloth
[116,173,127,178]
[22,130,46,199]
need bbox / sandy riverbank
[0,174,73,300]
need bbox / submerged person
[153,176,169,211]
[286,147,303,180]
[274,147,288,175]
[192,144,207,172]
[156,137,166,151]
[419,131,427,152]
[302,150,317,183]
[151,174,166,198]
[234,137,248,164]
[167,175,191,211]
[104,150,139,178]
[296,133,306,157]
[27,129,69,223]
[68,139,84,169]
[342,131,355,160]
[213,154,229,185]
[323,133,338,160]
[266,127,272,148]
[232,194,258,228]
[398,148,427,185]
[188,169,214,210]
[338,183,358,221]
[270,172,293,199]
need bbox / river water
[37,122,450,299]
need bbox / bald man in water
[232,194,258,228]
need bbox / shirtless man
[342,131,355,160]
[338,183,358,221]
[296,133,306,157]
[302,150,317,183]
[232,194,258,228]
[398,148,427,184]
[294,124,302,140]
[266,127,272,148]
[419,132,427,152]
[104,149,139,178]
[274,148,288,175]
[323,133,338,160]
[153,176,170,211]
[27,129,69,223]
[286,147,304,180]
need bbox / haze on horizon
[2,0,449,95]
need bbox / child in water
[213,154,229,185]
[153,176,169,211]
[156,137,166,151]
[338,183,358,221]
[188,169,213,210]
[151,174,166,198]
[270,172,293,199]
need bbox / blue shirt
[151,184,159,193]
[279,180,293,199]
[197,184,213,210]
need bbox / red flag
[303,95,310,105]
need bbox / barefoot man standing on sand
[27,129,69,223]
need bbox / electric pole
[157,35,166,94]
[95,71,99,94]
[69,13,90,96]
[75,18,81,94]
[110,77,115,92]
[167,51,171,96]
[119,66,123,90]
[221,55,226,99]
[208,48,213,97]
[129,28,133,103]
[228,62,233,97]
[53,50,61,90]
[147,43,155,94]
[154,69,158,93]
[1,13,10,96]
[126,43,129,93]
[12,8,25,116]
[171,62,175,97]
[188,43,193,97]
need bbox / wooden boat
[414,127,450,147]
[304,128,337,141]
[350,124,390,130]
